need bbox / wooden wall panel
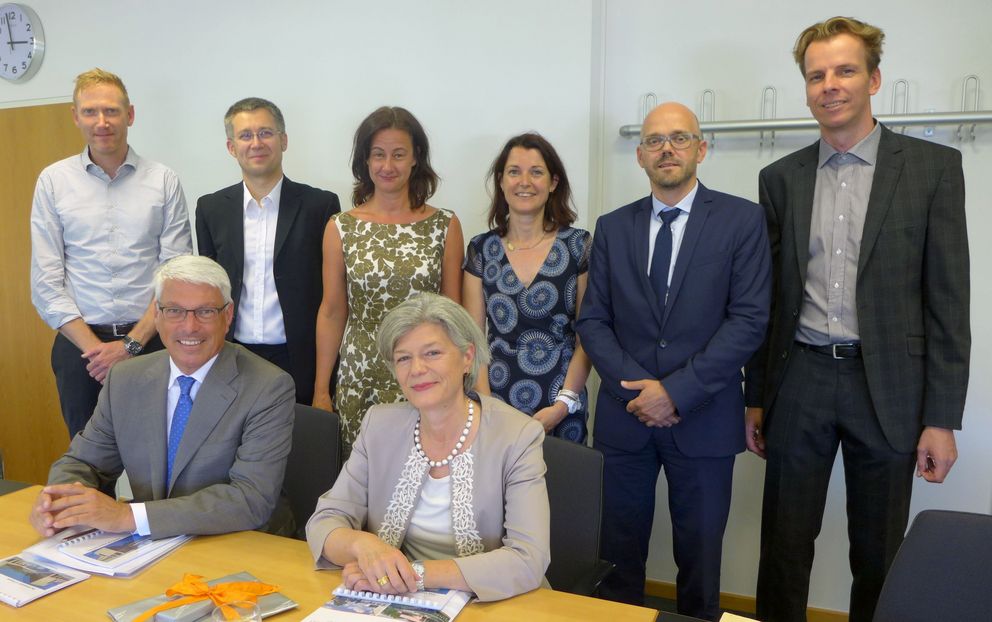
[0,102,83,484]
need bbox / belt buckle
[112,323,129,337]
[831,343,852,359]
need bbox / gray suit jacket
[746,124,970,452]
[305,395,550,602]
[48,343,295,538]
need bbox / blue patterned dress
[464,227,591,442]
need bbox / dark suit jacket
[48,343,296,538]
[745,125,970,452]
[577,183,771,457]
[196,177,340,404]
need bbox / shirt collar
[242,176,284,211]
[818,120,882,168]
[652,180,698,218]
[80,145,137,175]
[168,351,220,390]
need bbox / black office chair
[283,404,343,540]
[543,435,614,596]
[872,509,992,621]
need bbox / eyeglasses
[640,133,700,152]
[158,303,229,322]
[234,128,280,143]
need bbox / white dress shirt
[130,353,220,535]
[646,181,699,285]
[233,179,287,344]
[30,147,192,328]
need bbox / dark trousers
[51,332,164,439]
[756,347,915,622]
[596,426,735,621]
[233,341,307,403]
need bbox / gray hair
[376,293,490,393]
[153,255,233,304]
[223,97,286,139]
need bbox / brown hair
[350,106,439,209]
[793,16,885,76]
[73,68,129,106]
[223,97,286,139]
[487,132,576,237]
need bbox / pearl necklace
[414,400,474,468]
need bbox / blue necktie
[649,208,682,312]
[167,376,195,486]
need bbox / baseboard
[644,580,848,622]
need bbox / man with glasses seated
[577,102,771,620]
[196,97,340,406]
[29,255,296,539]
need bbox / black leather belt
[89,322,137,339]
[796,341,862,359]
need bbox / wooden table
[1,486,658,621]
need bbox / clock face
[0,3,45,82]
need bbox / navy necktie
[649,208,682,312]
[167,376,195,486]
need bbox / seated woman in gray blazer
[306,292,550,602]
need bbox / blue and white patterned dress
[464,227,591,442]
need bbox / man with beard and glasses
[577,102,771,620]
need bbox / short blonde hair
[793,16,885,76]
[73,68,130,107]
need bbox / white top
[402,473,458,561]
[131,353,220,535]
[646,180,698,285]
[30,147,192,328]
[234,178,286,344]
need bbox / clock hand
[5,16,14,53]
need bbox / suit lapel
[790,144,819,284]
[663,184,712,326]
[144,355,171,500]
[858,127,903,278]
[168,345,238,494]
[225,183,246,292]
[632,197,663,325]
[274,176,301,262]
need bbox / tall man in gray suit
[745,16,970,622]
[29,255,295,539]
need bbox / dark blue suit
[577,182,770,618]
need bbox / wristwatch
[410,560,425,591]
[555,389,581,414]
[122,335,144,356]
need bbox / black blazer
[196,177,341,404]
[745,125,970,452]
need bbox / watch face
[0,4,45,82]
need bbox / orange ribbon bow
[133,573,279,622]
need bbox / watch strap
[411,560,425,591]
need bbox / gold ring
[377,575,389,586]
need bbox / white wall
[598,0,992,612]
[0,0,595,238]
[3,0,989,615]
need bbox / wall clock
[0,3,45,82]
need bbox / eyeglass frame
[157,303,230,322]
[639,132,702,152]
[233,128,281,143]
